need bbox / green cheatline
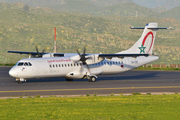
[0,94,180,119]
[138,44,146,54]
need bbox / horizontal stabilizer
[130,26,173,30]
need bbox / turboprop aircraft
[8,23,172,83]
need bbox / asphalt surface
[1,66,180,97]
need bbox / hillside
[48,0,97,14]
[1,0,180,13]
[159,7,180,20]
[162,0,180,10]
[132,0,167,8]
[88,0,133,6]
[0,0,63,7]
[0,2,180,64]
[48,1,158,17]
[95,3,158,17]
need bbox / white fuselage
[9,56,158,80]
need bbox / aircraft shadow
[25,71,159,83]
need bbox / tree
[23,5,29,12]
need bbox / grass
[0,94,180,119]
[0,64,15,66]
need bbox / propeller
[35,45,46,58]
[76,46,91,73]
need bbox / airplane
[8,23,172,83]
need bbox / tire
[88,76,96,82]
[66,79,73,81]
[17,80,22,84]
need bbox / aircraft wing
[7,51,64,57]
[8,51,45,55]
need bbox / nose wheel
[16,78,26,84]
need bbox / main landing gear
[88,76,97,82]
[16,78,26,84]
[66,75,97,82]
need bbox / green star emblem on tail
[138,44,146,53]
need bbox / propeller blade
[41,48,46,57]
[76,47,81,57]
[35,45,40,58]
[83,46,86,58]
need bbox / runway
[1,66,180,97]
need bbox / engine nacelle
[42,53,54,58]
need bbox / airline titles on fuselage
[47,59,71,63]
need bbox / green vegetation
[132,0,167,8]
[132,92,142,95]
[159,7,180,20]
[0,94,180,119]
[0,2,180,64]
[49,1,158,17]
[0,63,15,66]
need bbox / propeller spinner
[76,46,91,73]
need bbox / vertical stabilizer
[118,23,160,54]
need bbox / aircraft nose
[9,67,17,77]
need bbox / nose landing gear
[16,78,26,84]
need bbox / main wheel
[66,79,73,81]
[88,76,96,82]
[17,80,22,84]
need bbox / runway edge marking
[1,86,180,93]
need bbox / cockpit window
[17,62,32,66]
[17,62,24,66]
[28,62,32,66]
[24,62,28,66]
